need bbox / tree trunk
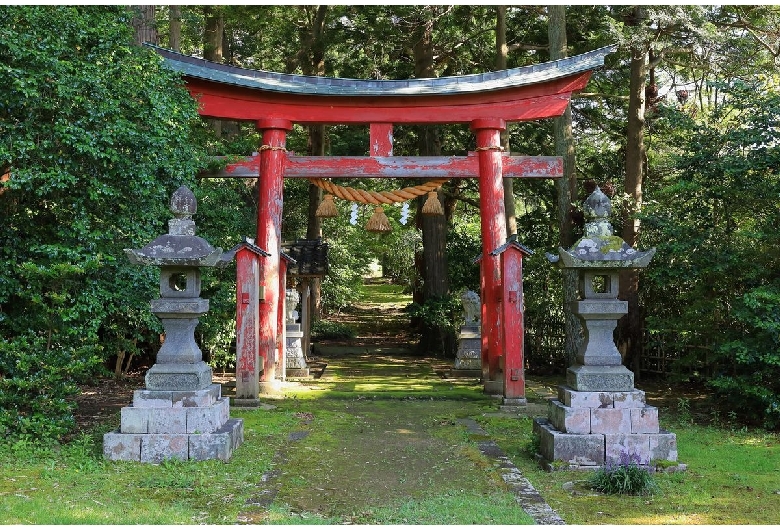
[412,11,453,357]
[306,124,325,323]
[203,7,224,137]
[297,6,329,323]
[620,6,649,377]
[496,6,517,236]
[548,5,583,368]
[169,6,181,52]
[130,6,158,46]
[203,7,224,62]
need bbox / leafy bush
[0,6,207,440]
[311,320,357,340]
[0,333,102,441]
[709,285,780,429]
[406,295,461,335]
[588,452,658,496]
[641,83,780,428]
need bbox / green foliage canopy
[641,81,780,427]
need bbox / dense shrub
[0,6,207,440]
[311,320,357,340]
[641,83,780,429]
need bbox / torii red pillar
[472,118,508,390]
[256,118,292,385]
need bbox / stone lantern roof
[548,186,655,269]
[125,186,233,267]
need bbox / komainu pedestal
[286,323,309,377]
[103,186,243,462]
[285,288,309,377]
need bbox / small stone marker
[103,186,243,462]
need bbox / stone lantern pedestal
[103,186,243,463]
[534,187,680,470]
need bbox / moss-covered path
[235,349,561,524]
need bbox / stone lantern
[104,186,243,463]
[534,187,680,470]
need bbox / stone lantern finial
[582,186,614,238]
[170,185,197,218]
[168,186,198,238]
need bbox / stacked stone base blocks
[105,382,244,463]
[453,324,482,377]
[533,384,677,469]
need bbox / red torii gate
[151,44,614,398]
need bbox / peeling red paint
[499,244,530,400]
[472,120,507,384]
[211,154,562,180]
[256,121,291,382]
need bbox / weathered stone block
[120,407,150,434]
[612,389,646,408]
[144,361,212,391]
[604,433,650,465]
[591,407,631,434]
[631,407,659,434]
[649,431,678,461]
[149,407,187,434]
[185,399,229,434]
[171,385,221,407]
[224,418,244,449]
[567,364,634,392]
[534,418,605,466]
[549,400,591,434]
[558,387,613,409]
[140,434,189,463]
[189,418,245,461]
[133,390,173,408]
[103,430,142,461]
[189,432,232,461]
[218,397,230,425]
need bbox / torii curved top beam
[149,44,616,125]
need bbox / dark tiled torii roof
[147,44,616,97]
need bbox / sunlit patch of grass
[359,281,412,305]
[0,408,301,525]
[350,491,536,524]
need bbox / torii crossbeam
[151,44,614,400]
